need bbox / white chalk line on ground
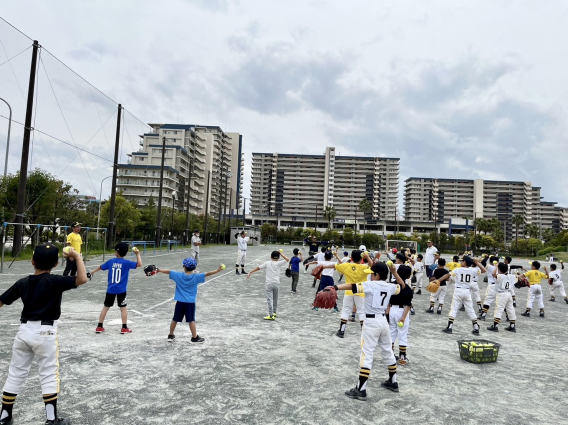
[144,254,267,311]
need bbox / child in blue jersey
[157,257,224,343]
[90,242,142,334]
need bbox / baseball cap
[392,248,398,253]
[343,251,349,256]
[33,244,59,271]
[183,257,197,270]
[359,245,367,252]
[71,222,81,228]
[293,248,299,255]
[193,229,200,234]
[115,242,129,257]
[427,240,432,243]
[364,262,389,279]
[271,251,280,259]
[463,256,474,267]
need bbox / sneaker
[436,308,442,315]
[46,419,71,425]
[272,313,277,318]
[487,324,499,332]
[235,270,240,275]
[410,307,415,315]
[95,326,105,334]
[399,357,410,366]
[416,289,422,295]
[478,315,486,321]
[0,417,13,425]
[120,328,132,334]
[349,316,356,322]
[513,302,517,308]
[336,330,345,338]
[333,307,340,313]
[263,315,275,320]
[442,327,452,334]
[241,270,246,274]
[426,308,434,314]
[311,307,319,311]
[304,270,307,274]
[539,311,545,318]
[549,298,555,302]
[344,387,367,401]
[505,325,516,332]
[459,306,465,312]
[565,298,568,304]
[191,335,205,343]
[167,334,175,342]
[478,307,483,313]
[521,311,530,317]
[381,380,399,393]
[472,328,480,336]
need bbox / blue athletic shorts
[172,301,196,323]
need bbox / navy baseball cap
[33,244,59,270]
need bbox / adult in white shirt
[424,240,438,278]
[190,230,201,265]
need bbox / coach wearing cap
[63,222,83,277]
[424,240,438,278]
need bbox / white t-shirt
[259,260,288,285]
[191,235,201,252]
[318,261,336,277]
[314,252,325,262]
[341,257,350,264]
[424,246,438,265]
[237,236,250,251]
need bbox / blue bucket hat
[183,257,197,270]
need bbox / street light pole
[97,175,113,240]
[0,97,12,179]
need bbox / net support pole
[107,104,122,249]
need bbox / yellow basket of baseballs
[457,340,501,364]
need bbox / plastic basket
[457,339,501,363]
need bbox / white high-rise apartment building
[404,178,567,239]
[117,124,243,217]
[250,147,399,221]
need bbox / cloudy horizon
[1,1,568,215]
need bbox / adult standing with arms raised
[424,240,438,280]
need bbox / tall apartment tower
[117,124,243,218]
[250,147,399,221]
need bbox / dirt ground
[0,245,567,424]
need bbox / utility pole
[13,40,39,255]
[203,170,210,244]
[227,187,233,243]
[155,136,167,244]
[171,193,176,239]
[107,104,122,248]
[223,172,232,243]
[216,146,225,243]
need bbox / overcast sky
[1,1,568,215]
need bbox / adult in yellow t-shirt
[64,222,83,277]
[521,261,548,318]
[323,251,371,338]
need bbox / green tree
[100,194,141,240]
[542,227,555,244]
[358,199,373,234]
[512,214,526,254]
[524,223,540,239]
[322,206,337,229]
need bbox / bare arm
[135,251,143,268]
[69,249,88,286]
[334,283,354,291]
[205,265,224,277]
[400,305,411,323]
[90,265,102,275]
[0,301,3,308]
[247,267,261,279]
[474,258,486,274]
[280,253,290,262]
[157,269,170,274]
[543,266,549,278]
[299,253,304,261]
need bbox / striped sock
[509,320,516,328]
[388,364,397,383]
[447,317,454,329]
[358,367,370,391]
[43,393,58,422]
[399,345,407,359]
[339,319,347,332]
[1,392,17,421]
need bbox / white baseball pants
[527,284,544,309]
[190,249,199,265]
[449,287,477,320]
[430,285,447,305]
[360,316,395,371]
[484,283,497,307]
[3,321,60,395]
[550,281,567,298]
[389,306,410,347]
[469,282,481,303]
[414,272,423,289]
[236,249,246,265]
[494,292,516,321]
[341,295,366,321]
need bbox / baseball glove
[144,265,159,276]
[86,272,92,281]
[514,275,529,289]
[426,280,440,293]
[285,268,292,278]
[313,287,337,309]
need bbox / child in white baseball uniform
[426,258,450,314]
[487,263,517,332]
[0,245,89,425]
[548,263,567,303]
[235,231,258,275]
[479,256,499,320]
[247,251,290,320]
[337,251,350,283]
[521,261,548,318]
[388,265,413,365]
[469,261,483,313]
[412,254,425,295]
[328,262,405,400]
[442,256,485,335]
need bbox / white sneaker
[304,270,307,274]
